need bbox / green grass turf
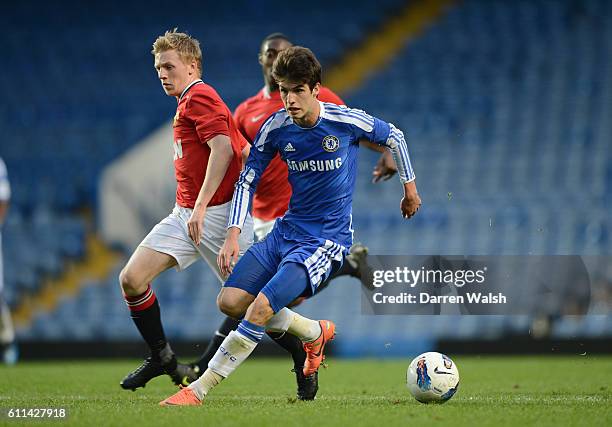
[0,356,610,426]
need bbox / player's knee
[219,303,243,319]
[217,290,246,319]
[119,267,145,296]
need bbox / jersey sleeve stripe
[325,110,374,130]
[253,115,275,150]
[324,105,375,127]
[398,136,415,182]
[386,125,416,183]
[392,128,414,182]
[324,103,375,123]
[228,167,256,229]
[323,111,374,132]
[253,111,288,151]
[232,186,244,225]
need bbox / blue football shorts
[224,223,346,312]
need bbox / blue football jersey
[228,101,415,248]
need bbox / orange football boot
[159,385,202,406]
[302,320,336,376]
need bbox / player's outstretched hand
[218,228,241,277]
[401,180,421,219]
[372,149,397,183]
[187,205,207,246]
[401,194,421,218]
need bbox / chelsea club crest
[322,135,340,152]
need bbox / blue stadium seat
[7,0,612,345]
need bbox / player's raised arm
[219,114,280,275]
[383,123,421,218]
[338,105,420,218]
[370,148,396,182]
[354,139,398,182]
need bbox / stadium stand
[4,0,611,353]
[0,0,406,309]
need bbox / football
[406,352,460,403]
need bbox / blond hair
[152,29,202,76]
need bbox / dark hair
[272,46,321,89]
[260,32,291,51]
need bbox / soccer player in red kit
[187,33,397,401]
[117,29,255,390]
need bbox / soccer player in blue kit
[160,46,421,406]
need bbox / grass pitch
[1,356,610,426]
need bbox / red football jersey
[173,80,247,209]
[234,86,344,221]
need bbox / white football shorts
[253,217,277,242]
[140,202,253,282]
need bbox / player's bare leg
[119,246,197,390]
[257,295,335,378]
[216,287,255,319]
[188,315,317,399]
[161,290,268,406]
[212,274,329,399]
[162,264,334,405]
